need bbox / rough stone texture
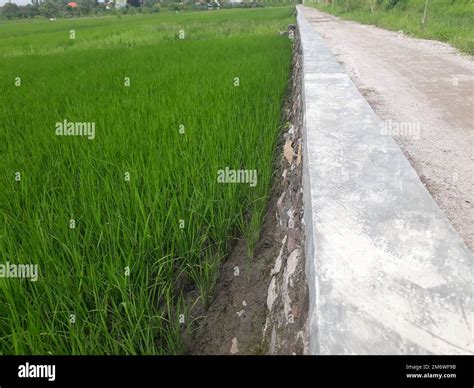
[262,24,309,355]
[297,6,474,355]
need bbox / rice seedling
[0,7,293,354]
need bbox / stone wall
[262,23,309,355]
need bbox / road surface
[300,6,474,251]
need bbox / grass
[306,0,474,55]
[0,7,294,354]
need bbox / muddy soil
[185,175,287,355]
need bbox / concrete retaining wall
[297,7,473,355]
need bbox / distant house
[114,0,143,8]
[229,0,243,6]
[114,0,127,8]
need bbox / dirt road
[300,6,474,251]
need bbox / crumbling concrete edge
[262,23,310,355]
[297,6,474,355]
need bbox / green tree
[38,1,60,18]
[75,0,97,15]
[2,3,20,19]
[18,4,40,18]
[143,0,157,7]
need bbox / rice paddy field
[0,7,294,354]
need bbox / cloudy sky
[0,0,33,5]
[0,0,106,5]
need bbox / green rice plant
[0,8,294,354]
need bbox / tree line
[0,0,298,19]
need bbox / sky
[0,0,106,5]
[1,0,32,5]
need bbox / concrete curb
[297,6,473,355]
